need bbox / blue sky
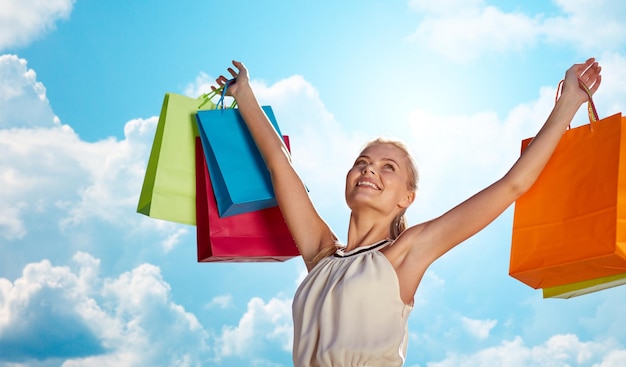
[1,0,626,366]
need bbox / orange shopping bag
[510,83,626,289]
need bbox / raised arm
[401,58,602,269]
[214,61,336,269]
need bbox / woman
[213,59,602,366]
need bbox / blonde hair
[311,138,419,264]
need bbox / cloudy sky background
[1,0,626,366]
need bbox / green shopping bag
[137,91,217,225]
[543,272,626,299]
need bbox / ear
[398,190,416,209]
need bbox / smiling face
[345,142,417,216]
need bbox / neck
[346,210,393,251]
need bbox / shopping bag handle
[197,81,238,110]
[197,88,219,109]
[216,79,239,110]
[555,78,599,130]
[576,79,599,124]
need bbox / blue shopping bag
[196,105,284,217]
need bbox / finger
[580,59,597,76]
[582,64,601,86]
[569,58,594,76]
[580,58,595,69]
[589,74,602,94]
[215,75,228,85]
[581,62,601,94]
[227,67,238,78]
[232,60,248,76]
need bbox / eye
[383,163,396,171]
[353,159,368,167]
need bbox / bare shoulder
[301,227,340,271]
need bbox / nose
[361,165,376,176]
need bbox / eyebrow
[356,155,400,166]
[382,158,400,167]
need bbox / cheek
[345,167,363,193]
[345,170,354,189]
[346,167,359,181]
[382,175,408,193]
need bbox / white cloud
[0,55,186,246]
[407,0,626,62]
[591,52,626,117]
[0,124,84,239]
[461,317,497,340]
[0,55,58,128]
[405,85,554,220]
[544,0,626,52]
[426,334,624,367]
[408,0,484,14]
[0,118,154,240]
[0,206,27,240]
[160,227,189,253]
[408,2,538,62]
[406,0,538,62]
[205,295,234,310]
[0,0,75,51]
[183,71,218,98]
[59,116,157,228]
[594,349,626,367]
[414,271,446,308]
[217,296,293,358]
[0,253,211,366]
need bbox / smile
[356,181,380,190]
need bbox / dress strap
[334,239,390,258]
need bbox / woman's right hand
[560,58,602,105]
[212,60,250,99]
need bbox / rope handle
[577,78,599,123]
[197,78,238,109]
[555,78,599,129]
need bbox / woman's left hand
[212,60,250,99]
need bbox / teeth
[357,181,379,189]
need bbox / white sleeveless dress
[292,240,413,367]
